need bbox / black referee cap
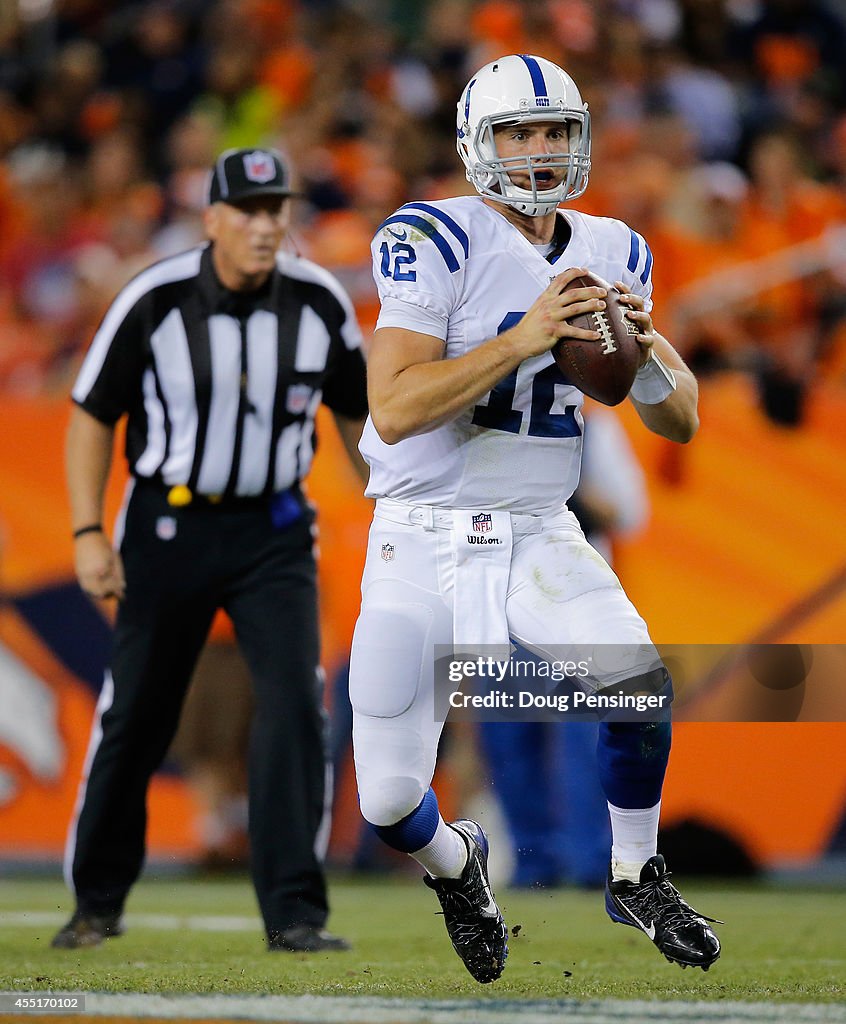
[208,147,294,205]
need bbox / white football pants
[350,498,654,827]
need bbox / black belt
[134,478,306,528]
[136,478,272,509]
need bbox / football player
[349,54,721,982]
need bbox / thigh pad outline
[349,598,434,719]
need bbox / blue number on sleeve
[471,312,581,437]
[379,241,417,282]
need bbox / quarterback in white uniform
[350,54,721,982]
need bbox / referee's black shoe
[267,925,351,952]
[424,819,508,984]
[605,854,722,970]
[51,909,124,949]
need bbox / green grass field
[0,874,843,1003]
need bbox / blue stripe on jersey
[401,203,470,258]
[519,54,548,99]
[627,229,640,273]
[378,215,460,273]
[640,240,654,285]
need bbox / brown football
[553,271,643,406]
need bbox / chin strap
[515,201,561,217]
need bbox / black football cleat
[605,854,722,970]
[51,909,124,950]
[267,924,351,952]
[424,819,508,983]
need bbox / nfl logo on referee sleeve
[243,151,276,183]
[381,543,395,561]
[472,513,492,533]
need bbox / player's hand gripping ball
[553,271,643,406]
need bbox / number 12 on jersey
[472,312,582,438]
[380,241,417,282]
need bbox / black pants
[69,481,328,938]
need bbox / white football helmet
[456,54,591,216]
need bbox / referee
[54,148,367,953]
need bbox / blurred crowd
[2,0,846,422]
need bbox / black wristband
[73,523,103,540]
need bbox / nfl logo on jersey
[381,542,395,561]
[472,513,492,533]
[243,150,276,183]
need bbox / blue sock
[597,720,672,808]
[371,787,440,853]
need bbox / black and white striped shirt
[72,244,367,497]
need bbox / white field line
[80,993,846,1024]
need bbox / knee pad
[358,774,427,828]
[593,666,673,721]
[370,787,440,852]
[349,590,434,719]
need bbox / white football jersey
[360,196,654,514]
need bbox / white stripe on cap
[214,147,241,200]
